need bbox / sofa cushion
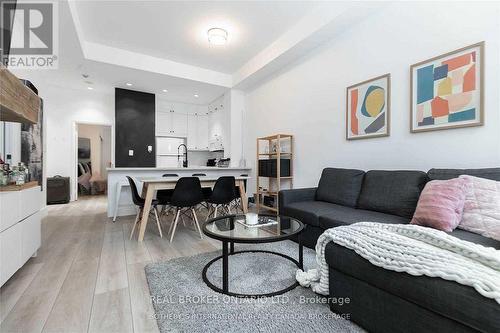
[319,206,409,229]
[325,235,500,333]
[428,168,500,181]
[316,168,365,207]
[357,170,428,219]
[459,175,500,241]
[281,201,340,227]
[410,178,468,232]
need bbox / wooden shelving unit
[256,134,293,213]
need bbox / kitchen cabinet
[156,110,188,137]
[0,222,22,286]
[0,186,42,286]
[187,113,209,151]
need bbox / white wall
[244,2,500,194]
[42,86,114,200]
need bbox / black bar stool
[168,177,205,242]
[127,176,163,239]
[206,176,237,220]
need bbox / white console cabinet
[0,186,43,286]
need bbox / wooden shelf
[258,152,292,156]
[259,134,293,140]
[0,181,39,192]
[258,176,293,179]
[260,206,278,212]
[256,134,293,213]
[0,64,40,124]
[258,190,278,196]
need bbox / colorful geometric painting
[411,42,484,132]
[346,74,390,140]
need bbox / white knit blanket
[296,222,500,304]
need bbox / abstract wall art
[410,42,484,133]
[346,74,390,140]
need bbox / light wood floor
[0,195,224,333]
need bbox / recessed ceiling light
[207,28,228,46]
[126,83,133,86]
[194,94,199,98]
[87,86,93,90]
[162,89,168,92]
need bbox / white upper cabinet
[156,99,221,151]
[187,114,197,150]
[156,110,173,136]
[172,112,188,137]
[156,110,188,137]
[208,102,224,141]
[197,114,209,150]
[187,113,209,151]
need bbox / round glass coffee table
[202,213,304,298]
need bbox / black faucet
[177,144,188,168]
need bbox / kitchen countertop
[107,166,251,171]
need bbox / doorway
[75,123,112,200]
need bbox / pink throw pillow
[459,175,500,241]
[410,178,467,232]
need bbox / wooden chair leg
[191,208,203,239]
[167,209,177,235]
[169,209,180,242]
[153,207,163,238]
[130,208,142,240]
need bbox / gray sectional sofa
[279,168,500,333]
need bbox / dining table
[135,176,250,242]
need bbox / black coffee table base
[202,242,304,298]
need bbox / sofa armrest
[279,187,317,214]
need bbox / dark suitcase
[47,176,70,204]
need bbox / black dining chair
[127,176,163,240]
[206,176,237,220]
[156,173,179,206]
[192,173,213,199]
[157,174,178,214]
[168,177,205,242]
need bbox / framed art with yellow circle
[346,73,391,140]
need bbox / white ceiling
[12,1,227,104]
[74,1,317,74]
[15,1,384,105]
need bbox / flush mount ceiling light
[87,87,93,90]
[207,28,228,46]
[162,89,168,92]
[126,83,133,86]
[194,94,199,98]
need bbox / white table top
[139,176,250,183]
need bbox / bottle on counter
[10,166,18,185]
[0,169,7,186]
[17,163,26,185]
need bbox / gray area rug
[145,240,364,333]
